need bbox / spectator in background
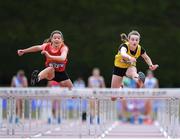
[73,77,86,88]
[47,80,60,124]
[88,68,105,124]
[122,76,137,88]
[11,70,28,87]
[144,70,159,124]
[88,68,105,88]
[73,77,86,121]
[11,70,28,123]
[120,76,137,122]
[144,70,159,88]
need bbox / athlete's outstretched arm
[17,45,42,56]
[41,47,68,62]
[141,52,159,70]
[120,47,136,63]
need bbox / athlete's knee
[46,72,55,80]
[127,72,139,80]
[47,67,55,72]
[46,67,55,79]
[46,76,54,80]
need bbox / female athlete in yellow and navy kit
[111,30,159,88]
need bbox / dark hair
[50,30,64,40]
[43,30,64,43]
[17,70,25,76]
[43,38,51,43]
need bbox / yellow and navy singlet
[114,42,145,68]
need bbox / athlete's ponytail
[43,38,51,43]
[120,33,128,43]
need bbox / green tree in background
[0,0,180,87]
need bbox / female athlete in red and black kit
[17,30,73,88]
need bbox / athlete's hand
[41,51,51,58]
[149,64,159,71]
[17,49,25,56]
[129,57,136,63]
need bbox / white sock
[38,76,41,82]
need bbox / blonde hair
[128,30,140,39]
[120,30,140,43]
[120,33,128,43]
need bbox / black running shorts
[52,71,70,82]
[112,66,127,77]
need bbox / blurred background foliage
[0,0,180,87]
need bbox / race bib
[121,59,136,65]
[48,63,64,68]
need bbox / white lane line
[33,133,42,137]
[45,130,52,134]
[100,121,118,139]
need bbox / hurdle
[0,88,179,138]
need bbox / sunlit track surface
[0,121,167,138]
[0,88,180,138]
[102,122,164,139]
